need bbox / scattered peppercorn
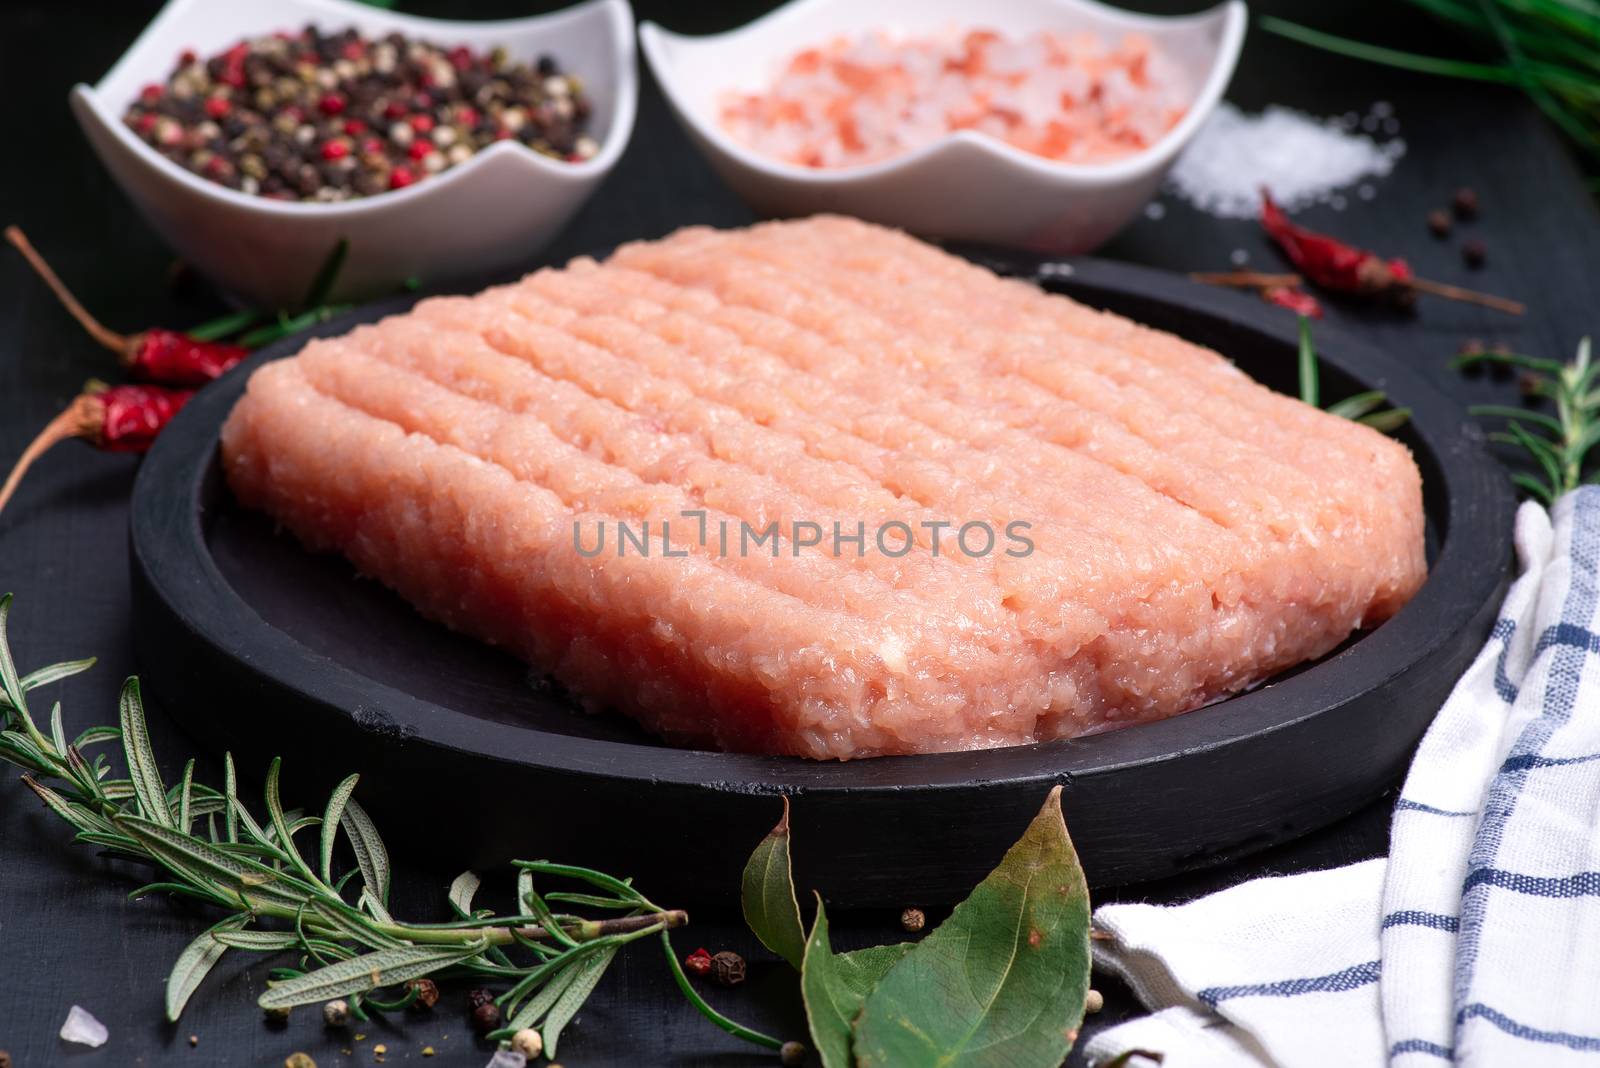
[323,999,351,1027]
[467,988,495,1009]
[780,1040,808,1066]
[285,1052,316,1068]
[407,977,440,1011]
[189,1036,199,1048]
[121,25,598,203]
[421,1049,435,1058]
[684,947,713,977]
[373,1043,388,1061]
[900,907,926,933]
[1453,186,1480,220]
[511,1028,544,1058]
[1085,988,1105,1014]
[472,1000,502,1035]
[711,950,748,987]
[1427,209,1452,238]
[265,1005,292,1026]
[0,1051,12,1068]
[1462,238,1488,268]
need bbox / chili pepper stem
[0,394,103,518]
[4,226,132,354]
[1407,277,1525,315]
[1190,271,1303,289]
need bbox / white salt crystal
[485,1052,527,1068]
[60,1005,109,1047]
[1230,248,1250,266]
[1144,201,1167,220]
[1167,102,1405,218]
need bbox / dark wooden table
[2,1,1595,1065]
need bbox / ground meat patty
[221,215,1426,759]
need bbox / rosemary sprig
[1298,318,1413,432]
[0,593,783,1057]
[1458,337,1598,502]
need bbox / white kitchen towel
[1085,490,1600,1067]
[1084,859,1386,1068]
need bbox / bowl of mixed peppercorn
[70,0,636,308]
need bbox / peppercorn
[265,1005,291,1025]
[285,1054,317,1068]
[511,1028,544,1058]
[711,950,747,987]
[1462,239,1488,268]
[407,977,440,1011]
[0,1051,11,1068]
[780,1040,807,1066]
[1453,186,1480,220]
[467,987,495,1009]
[900,907,926,933]
[1426,210,1452,238]
[684,947,713,977]
[120,27,596,202]
[472,1000,502,1035]
[323,999,351,1027]
[1085,988,1105,1014]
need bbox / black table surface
[2,1,1596,1065]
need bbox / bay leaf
[801,896,912,1068]
[741,796,806,969]
[852,786,1091,1068]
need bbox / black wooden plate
[129,254,1514,906]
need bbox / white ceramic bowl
[71,0,636,308]
[642,0,1244,253]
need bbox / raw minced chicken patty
[221,215,1426,759]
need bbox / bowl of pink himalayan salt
[641,0,1244,253]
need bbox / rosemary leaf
[340,797,391,913]
[212,929,302,951]
[1359,407,1414,433]
[258,942,488,1009]
[265,758,320,885]
[0,594,30,715]
[116,814,313,911]
[1467,404,1565,434]
[223,752,239,844]
[319,773,360,885]
[178,759,195,834]
[119,679,173,829]
[498,957,585,1036]
[48,701,68,757]
[19,657,96,694]
[1298,318,1320,408]
[71,724,120,749]
[544,945,620,1057]
[308,897,404,950]
[1325,391,1388,421]
[166,915,249,1021]
[448,870,481,919]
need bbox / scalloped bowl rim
[71,0,637,219]
[641,0,1245,186]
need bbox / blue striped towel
[1084,490,1600,1067]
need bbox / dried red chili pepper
[1261,285,1324,319]
[5,227,248,386]
[0,382,192,518]
[1260,190,1412,297]
[1257,190,1524,315]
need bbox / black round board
[129,253,1515,906]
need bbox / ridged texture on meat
[222,215,1426,758]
